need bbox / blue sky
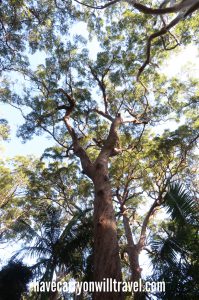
[0,103,54,158]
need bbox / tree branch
[137,199,159,249]
[73,0,199,15]
[89,65,109,114]
[58,89,94,178]
[116,188,136,246]
[96,113,123,162]
[137,10,187,79]
[73,0,121,9]
[122,117,148,124]
[93,108,114,122]
[128,0,199,15]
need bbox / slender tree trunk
[92,162,123,300]
[123,214,145,300]
[50,291,59,300]
[129,249,145,300]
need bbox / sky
[161,44,199,79]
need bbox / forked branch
[57,89,94,177]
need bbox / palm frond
[164,183,198,225]
[11,245,51,261]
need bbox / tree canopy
[0,1,198,299]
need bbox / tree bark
[129,249,145,300]
[92,161,123,300]
[63,104,124,299]
[123,213,145,300]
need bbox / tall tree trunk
[93,163,123,300]
[64,111,124,299]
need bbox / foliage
[12,206,93,282]
[164,183,198,225]
[0,156,35,241]
[0,119,10,141]
[148,184,199,299]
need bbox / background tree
[0,156,35,241]
[0,260,32,300]
[0,119,9,142]
[1,159,93,299]
[13,206,93,300]
[147,184,199,299]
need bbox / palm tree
[12,205,93,299]
[147,183,199,300]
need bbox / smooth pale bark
[123,213,145,300]
[123,214,141,280]
[130,250,145,300]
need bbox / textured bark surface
[93,163,123,300]
[63,105,124,299]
